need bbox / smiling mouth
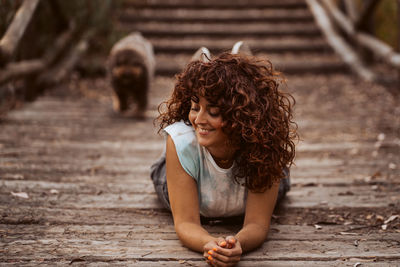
[198,127,213,135]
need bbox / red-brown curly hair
[157,52,298,192]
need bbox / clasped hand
[203,236,242,266]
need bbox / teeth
[199,128,210,133]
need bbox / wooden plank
[2,224,399,241]
[2,176,399,200]
[1,184,399,209]
[121,0,308,9]
[0,205,173,225]
[1,260,398,267]
[1,238,399,261]
[0,174,387,188]
[1,139,397,156]
[118,8,314,23]
[0,154,393,172]
[0,180,155,194]
[3,204,398,227]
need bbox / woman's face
[188,96,229,155]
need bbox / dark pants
[150,155,290,218]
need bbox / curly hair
[157,52,298,192]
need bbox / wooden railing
[306,0,400,85]
[0,0,105,114]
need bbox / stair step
[154,53,348,76]
[108,0,347,76]
[117,8,314,23]
[148,37,332,54]
[122,0,308,9]
[117,22,321,37]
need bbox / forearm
[175,222,218,252]
[235,223,269,252]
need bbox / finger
[218,240,227,248]
[226,236,236,245]
[214,246,242,257]
[204,240,218,251]
[206,255,220,267]
[209,255,240,266]
[205,258,213,266]
[210,249,241,264]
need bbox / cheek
[211,118,225,129]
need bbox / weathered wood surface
[1,0,400,266]
[1,75,399,266]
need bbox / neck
[209,149,236,169]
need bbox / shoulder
[164,121,194,136]
[164,122,200,180]
[164,121,197,149]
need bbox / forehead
[191,96,222,109]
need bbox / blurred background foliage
[341,0,398,49]
[373,0,398,49]
[0,0,113,62]
[0,0,398,62]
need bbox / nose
[194,108,207,125]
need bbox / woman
[151,52,297,266]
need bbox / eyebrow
[190,96,219,109]
[191,96,199,103]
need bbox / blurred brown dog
[108,32,155,118]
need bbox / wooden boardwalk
[1,0,400,266]
[1,73,399,266]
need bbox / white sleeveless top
[164,121,246,217]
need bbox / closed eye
[208,107,220,117]
[190,101,199,111]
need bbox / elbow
[174,222,186,241]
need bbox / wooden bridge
[1,0,400,266]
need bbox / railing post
[0,0,41,66]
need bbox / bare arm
[165,135,218,252]
[235,182,280,252]
[201,181,280,267]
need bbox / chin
[196,136,212,148]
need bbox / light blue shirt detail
[164,121,246,217]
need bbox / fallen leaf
[339,232,358,235]
[11,192,29,199]
[388,163,397,170]
[141,251,153,257]
[384,215,399,224]
[363,176,372,182]
[338,191,354,196]
[69,258,85,265]
[348,257,376,262]
[50,189,59,194]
